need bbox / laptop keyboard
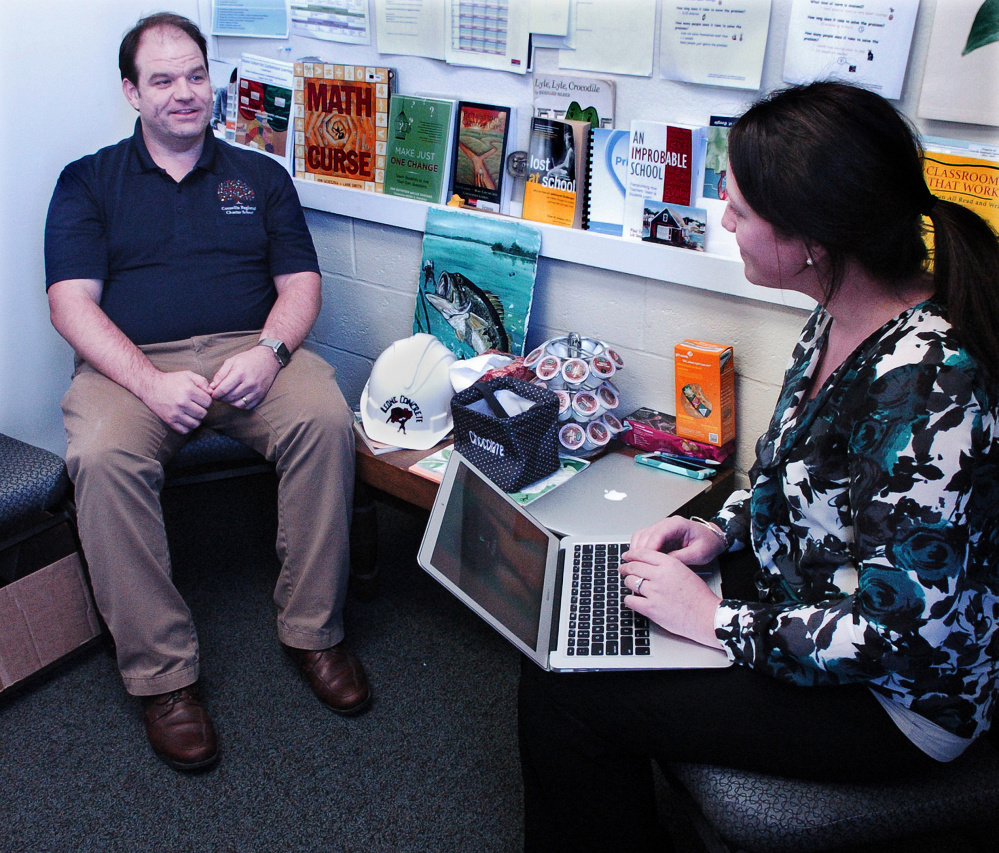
[567,543,651,657]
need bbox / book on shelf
[410,446,590,504]
[234,55,295,170]
[623,121,706,241]
[702,116,736,201]
[584,127,629,236]
[449,101,514,213]
[293,63,396,191]
[921,136,999,232]
[641,200,707,252]
[521,117,592,229]
[383,95,457,204]
[532,74,615,129]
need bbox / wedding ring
[634,577,645,596]
[242,396,249,406]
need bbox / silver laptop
[417,451,731,672]
[526,450,712,537]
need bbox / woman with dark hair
[518,81,999,852]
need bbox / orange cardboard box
[674,339,735,446]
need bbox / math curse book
[384,95,456,204]
[521,117,591,229]
[293,63,396,191]
[449,102,513,212]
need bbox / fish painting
[420,260,511,354]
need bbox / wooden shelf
[293,179,815,310]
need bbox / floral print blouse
[712,300,999,742]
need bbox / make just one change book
[384,95,456,204]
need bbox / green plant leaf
[963,0,999,54]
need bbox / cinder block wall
[303,209,811,484]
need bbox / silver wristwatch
[257,338,290,368]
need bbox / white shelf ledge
[294,179,815,310]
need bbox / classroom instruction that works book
[293,63,396,191]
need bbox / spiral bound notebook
[584,128,629,236]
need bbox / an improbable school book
[584,127,630,236]
[383,95,456,204]
[293,62,396,191]
[532,74,615,129]
[521,117,592,229]
[449,101,513,213]
[622,120,706,241]
[922,136,999,232]
[234,55,295,170]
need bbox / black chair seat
[0,434,70,540]
[165,428,270,487]
[665,735,999,852]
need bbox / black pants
[517,552,938,852]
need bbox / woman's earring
[805,257,813,267]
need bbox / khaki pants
[61,331,355,696]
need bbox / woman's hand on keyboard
[629,516,727,566]
[618,548,723,649]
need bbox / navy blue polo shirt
[44,120,320,346]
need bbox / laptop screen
[428,457,551,649]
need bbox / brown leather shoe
[142,685,219,772]
[282,641,371,715]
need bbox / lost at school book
[622,120,706,240]
[521,117,591,229]
[449,101,513,213]
[383,95,456,204]
[584,127,629,236]
[293,62,396,191]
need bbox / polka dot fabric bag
[450,377,560,492]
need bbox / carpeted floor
[2,474,524,852]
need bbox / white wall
[3,0,996,479]
[0,0,199,454]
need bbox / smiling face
[721,170,819,297]
[122,25,212,153]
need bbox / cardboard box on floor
[0,520,102,696]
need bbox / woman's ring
[634,577,645,596]
[242,396,249,406]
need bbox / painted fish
[422,263,510,354]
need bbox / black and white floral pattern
[713,301,999,740]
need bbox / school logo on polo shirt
[217,179,258,215]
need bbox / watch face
[260,339,290,366]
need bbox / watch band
[258,338,290,367]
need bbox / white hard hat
[360,333,457,450]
